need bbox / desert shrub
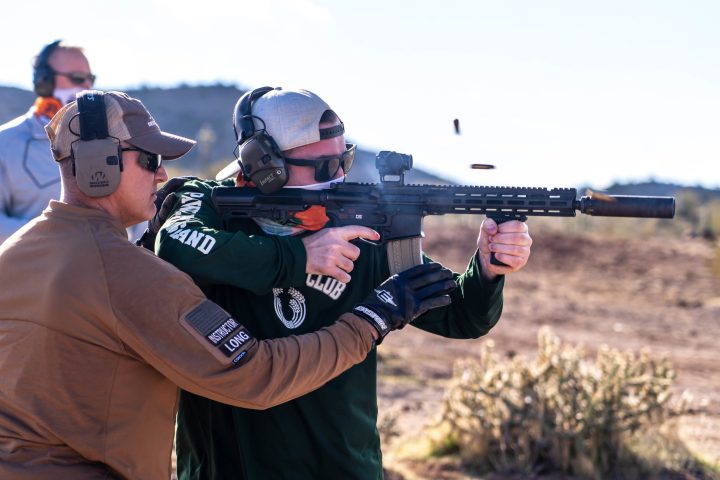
[674,191,720,240]
[675,191,702,227]
[433,327,675,478]
[701,199,720,241]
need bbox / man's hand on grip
[352,263,456,343]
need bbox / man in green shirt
[155,87,532,479]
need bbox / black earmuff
[232,86,289,193]
[33,40,62,98]
[71,90,123,197]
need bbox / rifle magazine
[387,238,423,275]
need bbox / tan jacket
[0,201,374,479]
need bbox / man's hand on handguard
[477,218,532,280]
[301,226,380,283]
[352,263,456,344]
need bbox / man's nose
[155,165,169,183]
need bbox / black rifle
[212,151,675,273]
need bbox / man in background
[0,40,95,242]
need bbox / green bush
[434,328,675,478]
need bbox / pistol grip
[490,252,507,267]
[488,214,527,268]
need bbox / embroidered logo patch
[181,300,255,365]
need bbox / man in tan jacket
[0,90,455,479]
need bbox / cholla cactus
[437,327,675,478]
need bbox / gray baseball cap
[216,87,342,181]
[46,90,196,162]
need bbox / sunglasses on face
[121,147,163,173]
[55,71,97,85]
[283,143,356,182]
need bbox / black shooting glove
[136,176,199,250]
[353,262,456,344]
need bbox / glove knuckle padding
[415,283,444,301]
[407,269,452,290]
[419,294,453,316]
[404,262,440,277]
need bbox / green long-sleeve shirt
[157,178,505,480]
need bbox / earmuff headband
[33,40,62,98]
[235,86,275,144]
[77,92,109,140]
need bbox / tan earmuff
[71,90,123,197]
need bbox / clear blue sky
[2,0,718,189]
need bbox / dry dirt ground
[377,217,720,479]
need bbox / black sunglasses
[55,71,97,85]
[121,147,163,173]
[283,144,356,182]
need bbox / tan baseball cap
[46,90,196,162]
